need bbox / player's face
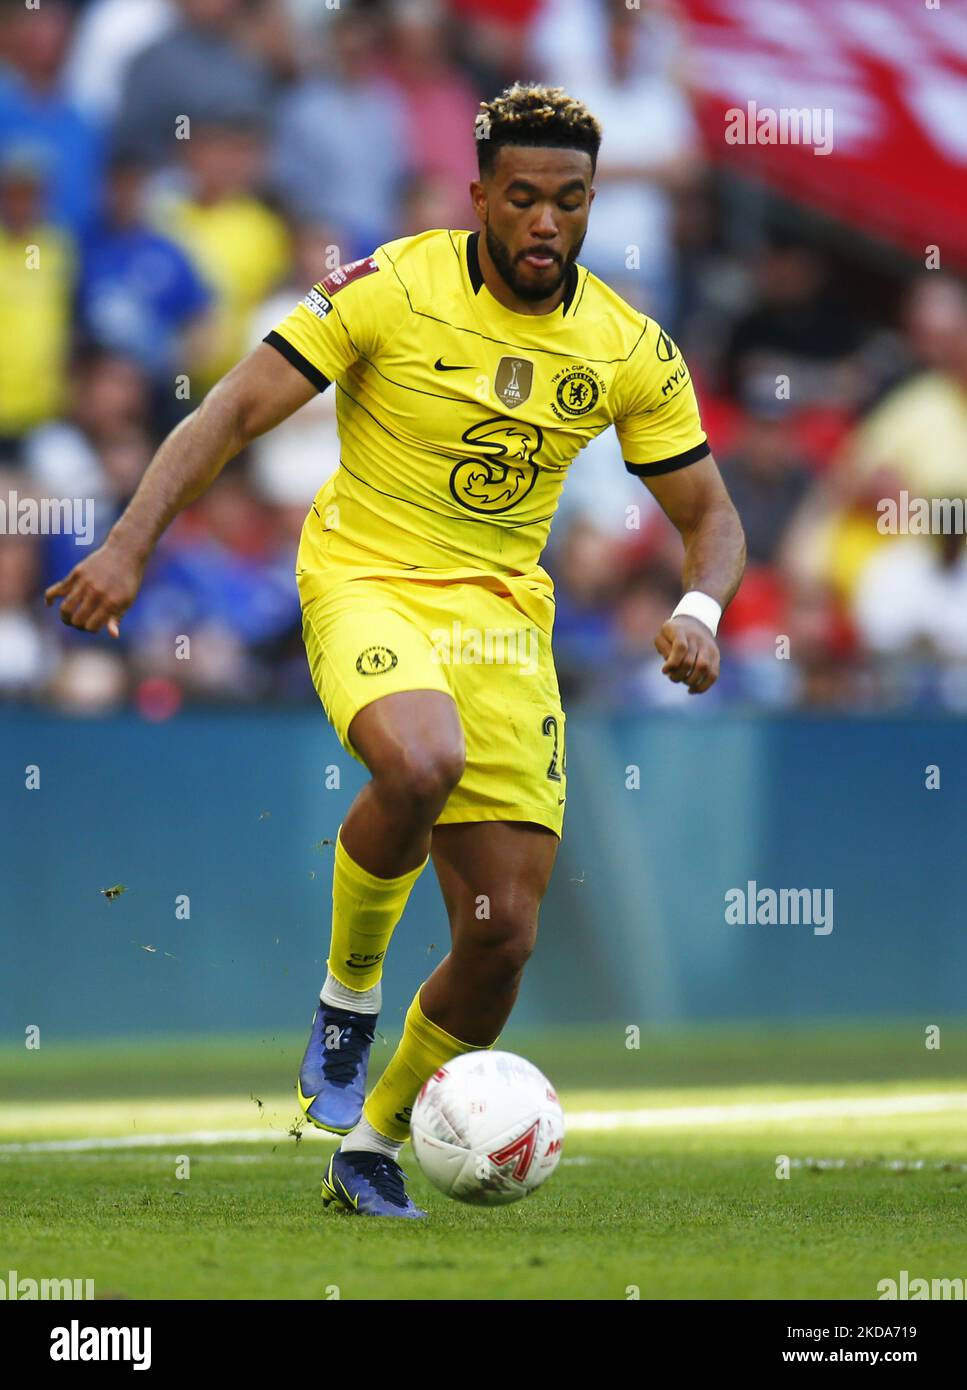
[474,146,594,304]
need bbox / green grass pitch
[2,1025,966,1300]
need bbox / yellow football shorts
[302,577,566,835]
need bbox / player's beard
[485,220,583,303]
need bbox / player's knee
[376,742,465,814]
[495,936,534,983]
[403,743,465,806]
[479,904,538,981]
[489,934,535,985]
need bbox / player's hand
[654,615,720,695]
[44,535,148,638]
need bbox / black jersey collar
[466,231,579,316]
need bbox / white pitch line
[1,1092,965,1154]
[566,1092,967,1132]
[0,1130,292,1154]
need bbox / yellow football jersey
[266,229,709,630]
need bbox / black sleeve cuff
[624,440,710,478]
[263,331,332,394]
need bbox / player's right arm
[45,342,318,635]
[47,250,390,635]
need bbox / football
[410,1050,565,1205]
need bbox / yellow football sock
[363,988,495,1142]
[328,828,428,992]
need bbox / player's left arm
[643,453,746,695]
[614,329,746,695]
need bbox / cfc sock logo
[345,951,385,971]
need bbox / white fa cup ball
[410,1050,565,1205]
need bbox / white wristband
[671,591,722,637]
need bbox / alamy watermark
[878,1270,965,1300]
[725,102,833,156]
[50,1320,151,1370]
[429,622,539,676]
[725,881,833,935]
[877,492,967,536]
[0,491,94,545]
[0,1269,94,1300]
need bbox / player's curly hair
[474,83,602,176]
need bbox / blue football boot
[321,1149,427,1219]
[297,1002,376,1134]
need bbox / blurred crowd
[1,0,966,715]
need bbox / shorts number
[542,714,566,782]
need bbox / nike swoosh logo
[336,1173,359,1210]
[323,1156,360,1211]
[297,1080,318,1112]
[434,358,472,371]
